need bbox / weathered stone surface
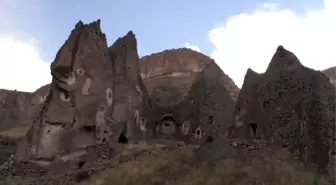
[22,84,51,125]
[11,20,238,174]
[0,85,50,130]
[230,46,336,179]
[16,20,115,162]
[322,66,336,86]
[108,31,147,144]
[136,49,237,145]
[0,89,31,130]
[139,48,239,102]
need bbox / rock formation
[322,66,336,86]
[0,85,50,131]
[0,89,31,130]
[16,20,115,163]
[108,31,147,144]
[13,20,238,169]
[229,46,336,179]
[138,48,237,144]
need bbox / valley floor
[0,127,333,185]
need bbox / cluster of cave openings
[160,114,177,135]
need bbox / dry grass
[0,125,30,139]
[81,146,332,185]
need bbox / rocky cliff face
[139,48,239,102]
[16,20,115,162]
[0,89,31,130]
[12,20,239,165]
[230,46,335,180]
[0,85,50,131]
[108,31,147,144]
[138,48,237,144]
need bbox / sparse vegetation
[81,146,332,185]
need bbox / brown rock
[322,66,336,86]
[137,48,237,144]
[139,48,239,102]
[12,20,239,171]
[16,19,114,162]
[0,84,50,130]
[108,31,147,143]
[0,89,31,130]
[230,45,336,180]
[322,66,336,80]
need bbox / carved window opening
[195,127,202,139]
[206,135,214,143]
[108,91,112,99]
[83,125,95,133]
[77,68,84,75]
[77,161,86,169]
[99,106,105,112]
[160,115,177,135]
[208,116,213,125]
[60,91,70,101]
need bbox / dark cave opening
[160,115,177,135]
[118,132,128,144]
[83,125,95,132]
[249,123,257,137]
[161,115,176,123]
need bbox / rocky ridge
[0,20,334,185]
[229,45,336,180]
[0,84,50,131]
[8,19,237,173]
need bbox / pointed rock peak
[243,68,261,84]
[276,45,285,52]
[246,68,258,75]
[126,30,135,37]
[266,45,302,73]
[109,30,137,51]
[71,19,105,40]
[75,20,84,28]
[51,19,109,78]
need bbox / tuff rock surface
[108,31,147,144]
[16,20,115,163]
[0,89,31,130]
[322,66,336,86]
[12,20,238,167]
[138,48,237,144]
[0,85,50,131]
[229,45,336,180]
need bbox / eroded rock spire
[16,19,114,162]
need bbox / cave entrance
[249,123,257,137]
[118,132,128,144]
[160,115,177,135]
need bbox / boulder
[230,45,336,179]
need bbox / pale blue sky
[1,0,334,92]
[1,0,324,60]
